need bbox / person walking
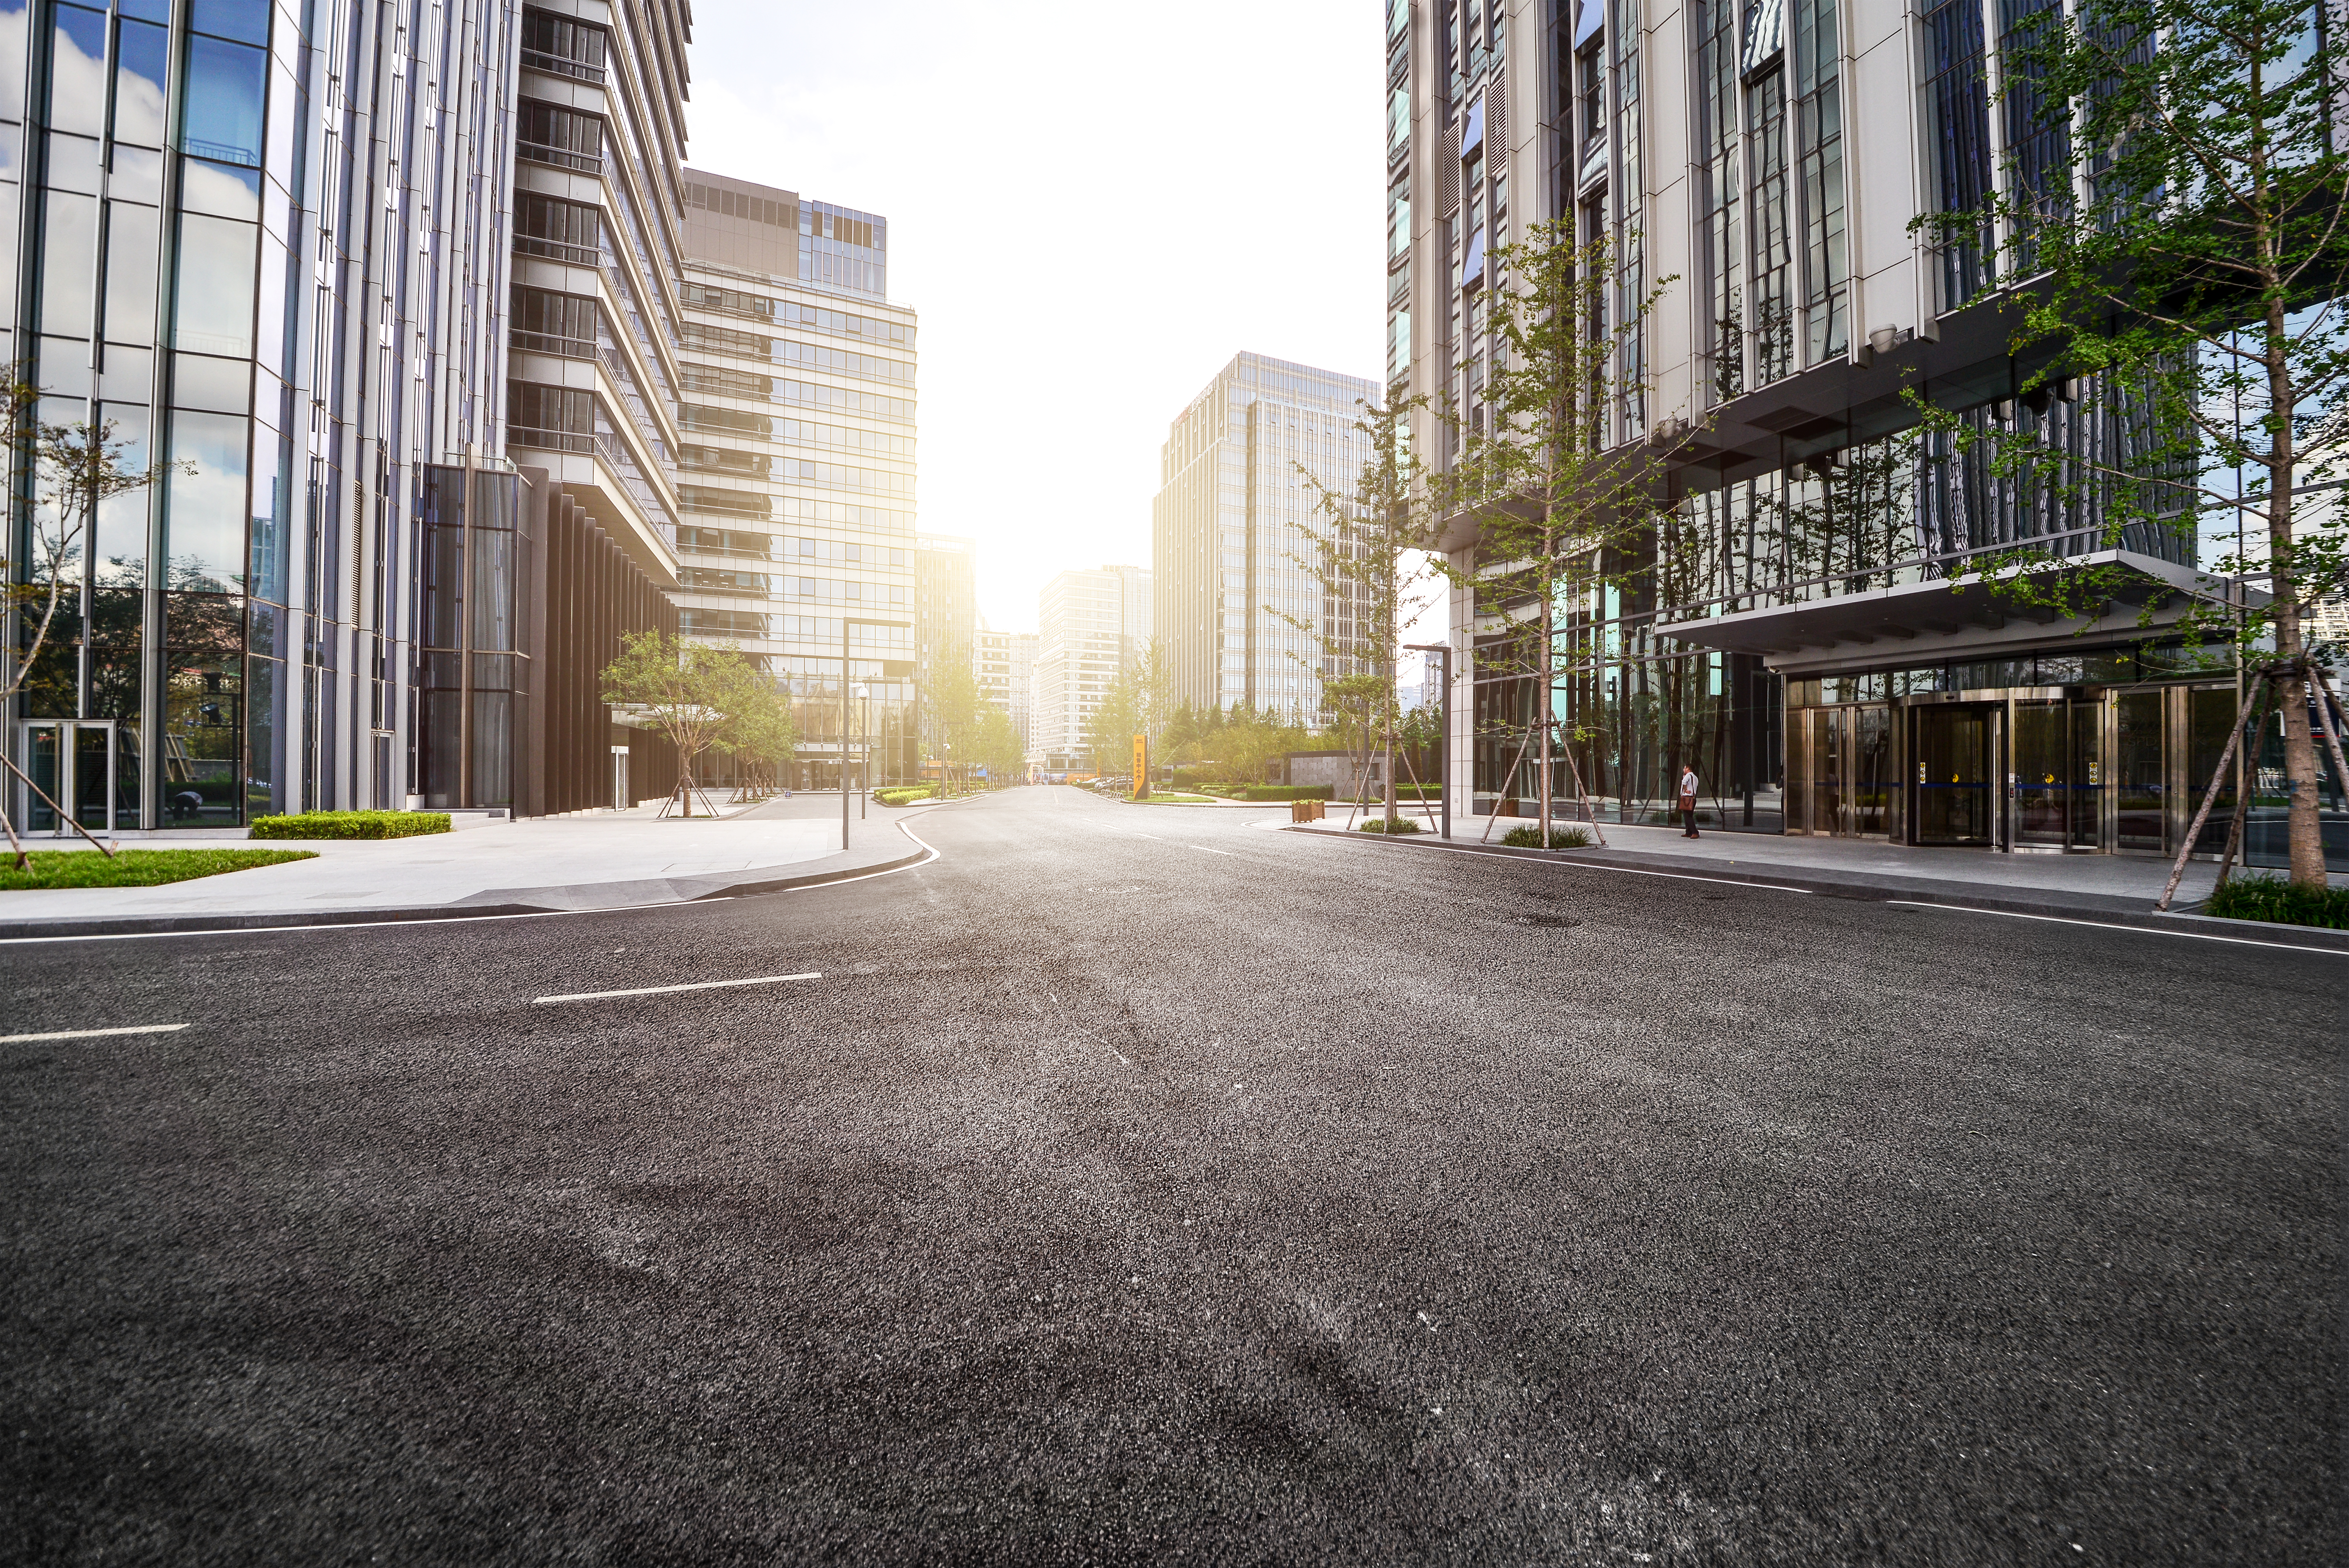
[1678,760,1701,838]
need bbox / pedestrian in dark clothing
[1678,762,1700,838]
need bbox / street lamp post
[856,684,870,820]
[1406,641,1453,839]
[841,618,906,851]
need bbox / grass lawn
[0,848,319,891]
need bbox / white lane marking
[0,1023,189,1043]
[1887,901,2349,955]
[534,971,821,1005]
[1188,846,1235,856]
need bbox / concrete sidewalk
[1289,812,2349,950]
[0,792,943,938]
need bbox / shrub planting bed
[1357,816,1422,833]
[0,848,318,891]
[1501,823,1594,849]
[875,788,936,807]
[2202,874,2349,929]
[249,811,451,840]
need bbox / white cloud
[683,0,1386,634]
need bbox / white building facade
[1032,566,1146,767]
[1152,353,1380,723]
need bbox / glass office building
[1394,0,2343,864]
[6,0,692,833]
[674,167,918,790]
[1153,352,1379,724]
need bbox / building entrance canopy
[1655,551,2258,676]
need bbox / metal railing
[515,234,599,266]
[521,48,606,85]
[511,329,596,361]
[518,141,602,175]
[509,425,594,456]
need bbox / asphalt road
[2,786,2338,1565]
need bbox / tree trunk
[1537,559,1554,846]
[2265,291,2326,885]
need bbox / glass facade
[1396,2,2340,864]
[7,0,694,831]
[674,167,917,790]
[1151,353,1379,724]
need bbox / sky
[682,1,1390,637]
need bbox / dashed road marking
[534,972,822,1004]
[0,1023,189,1043]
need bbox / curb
[1282,822,2349,954]
[0,832,938,944]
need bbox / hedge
[249,810,451,840]
[1233,785,1335,802]
[875,787,935,807]
[1357,816,1422,833]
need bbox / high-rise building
[5,0,692,831]
[1032,566,1145,768]
[1392,0,2324,862]
[1152,352,1378,723]
[505,0,696,815]
[672,167,917,790]
[914,534,976,682]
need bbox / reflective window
[93,402,150,584]
[0,1,29,122]
[47,5,107,139]
[189,0,270,46]
[182,35,266,168]
[165,409,251,591]
[102,198,158,341]
[113,17,168,145]
[0,121,20,180]
[180,155,260,219]
[108,143,163,203]
[39,189,95,335]
[45,130,100,191]
[173,352,248,413]
[173,211,256,356]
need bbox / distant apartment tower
[1153,353,1378,721]
[1034,567,1147,766]
[915,535,978,681]
[975,624,1035,739]
[673,168,918,788]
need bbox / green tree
[1436,222,1689,845]
[1288,396,1438,827]
[1923,0,2348,887]
[600,632,751,816]
[710,659,798,799]
[926,642,984,792]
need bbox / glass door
[19,722,64,834]
[15,721,115,836]
[2115,691,2165,849]
[2013,699,2069,847]
[1914,706,1996,845]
